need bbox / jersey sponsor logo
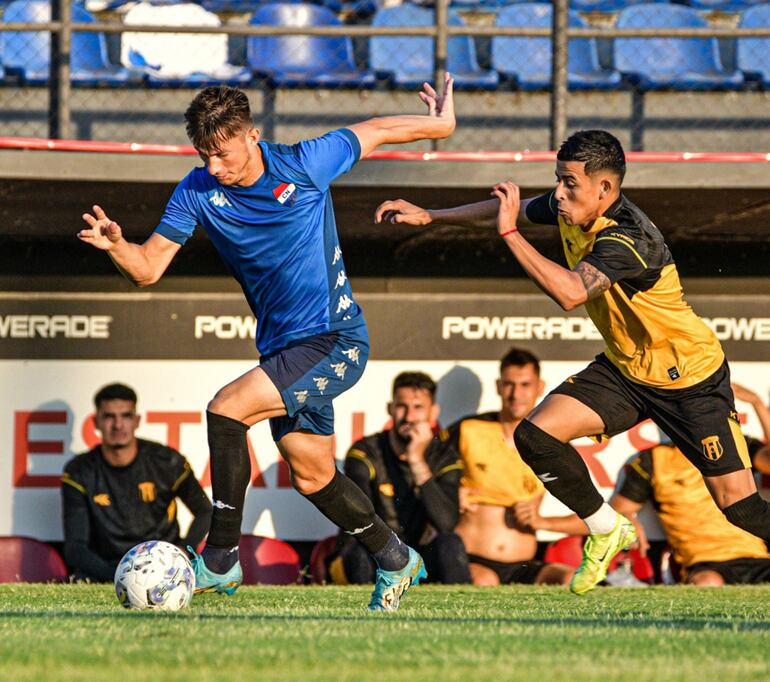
[138,481,156,503]
[606,231,635,245]
[336,294,354,315]
[341,346,360,365]
[332,245,342,266]
[209,191,232,208]
[0,315,112,339]
[334,270,347,290]
[701,436,724,461]
[314,377,329,394]
[442,316,602,341]
[667,366,681,381]
[272,182,297,205]
[294,390,309,404]
[93,493,111,506]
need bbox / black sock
[303,470,397,561]
[723,493,770,541]
[372,532,409,572]
[201,545,240,573]
[514,419,604,518]
[206,410,250,548]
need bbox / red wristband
[500,227,518,238]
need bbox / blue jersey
[155,128,364,356]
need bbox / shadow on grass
[1,610,768,632]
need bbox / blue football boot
[368,546,427,612]
[188,546,242,596]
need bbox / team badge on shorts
[701,435,724,461]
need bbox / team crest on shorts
[701,435,723,461]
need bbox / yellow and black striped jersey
[526,191,724,389]
[442,412,544,507]
[617,441,769,568]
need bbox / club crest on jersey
[272,182,297,206]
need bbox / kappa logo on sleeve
[272,182,297,206]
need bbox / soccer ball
[114,540,195,611]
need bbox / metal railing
[1,0,769,146]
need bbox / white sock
[582,503,617,535]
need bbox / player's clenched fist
[78,205,124,251]
[374,199,432,226]
[491,182,521,237]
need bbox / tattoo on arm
[575,261,612,300]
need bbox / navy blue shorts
[259,324,369,441]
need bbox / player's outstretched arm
[373,192,545,231]
[78,205,180,287]
[494,182,608,311]
[348,72,455,159]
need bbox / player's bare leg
[514,394,636,594]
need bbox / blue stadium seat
[569,0,668,11]
[247,3,375,88]
[685,1,766,11]
[0,1,137,86]
[370,5,498,90]
[737,4,770,88]
[613,3,744,90]
[491,4,621,90]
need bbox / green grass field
[1,584,769,681]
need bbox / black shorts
[687,557,770,585]
[550,354,750,477]
[467,554,544,585]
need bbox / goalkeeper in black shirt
[61,383,212,582]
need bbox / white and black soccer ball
[114,540,195,611]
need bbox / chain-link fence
[0,0,768,151]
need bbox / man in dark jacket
[330,371,470,584]
[61,383,212,582]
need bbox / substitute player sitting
[375,129,770,595]
[450,347,573,586]
[78,79,455,611]
[61,383,212,582]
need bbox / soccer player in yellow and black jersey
[375,130,770,595]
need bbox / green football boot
[570,514,637,596]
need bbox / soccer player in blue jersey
[77,78,455,611]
